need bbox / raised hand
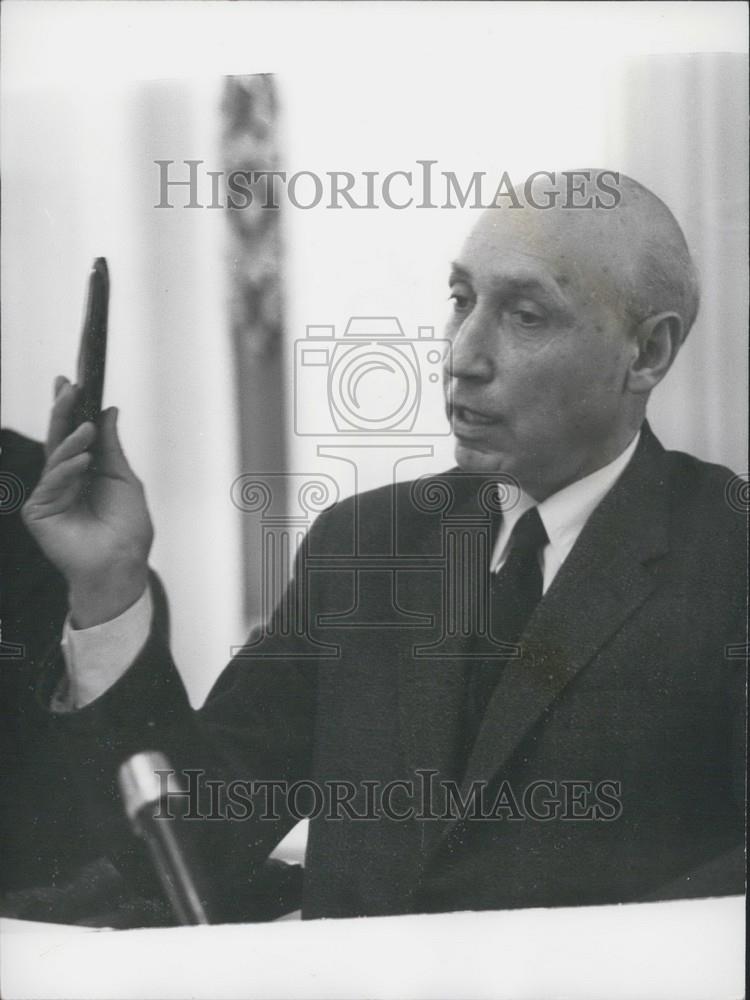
[22,377,153,628]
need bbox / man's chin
[454,440,506,475]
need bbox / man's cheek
[542,362,595,413]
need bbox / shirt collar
[492,430,641,569]
[537,430,641,564]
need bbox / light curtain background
[2,3,747,702]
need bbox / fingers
[93,407,139,483]
[45,379,135,473]
[44,420,96,475]
[45,379,138,486]
[24,452,91,520]
[46,378,78,457]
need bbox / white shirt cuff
[59,584,154,709]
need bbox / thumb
[95,407,138,481]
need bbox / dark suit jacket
[39,424,746,919]
[1,429,95,891]
[1,431,179,897]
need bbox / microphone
[118,751,210,925]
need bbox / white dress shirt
[56,585,154,710]
[491,430,641,594]
[60,431,641,710]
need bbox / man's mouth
[452,404,498,427]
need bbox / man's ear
[626,311,684,394]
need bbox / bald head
[477,170,700,340]
[610,174,700,336]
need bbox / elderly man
[23,172,745,919]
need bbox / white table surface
[1,894,744,999]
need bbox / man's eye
[449,292,472,312]
[513,309,544,327]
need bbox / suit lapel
[396,471,497,807]
[427,426,671,850]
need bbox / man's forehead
[456,206,634,292]
[449,258,569,297]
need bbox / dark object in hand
[71,257,109,429]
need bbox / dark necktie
[462,506,549,762]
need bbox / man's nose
[445,310,494,382]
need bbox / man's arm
[24,378,318,917]
[54,586,153,712]
[37,551,319,918]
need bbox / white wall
[1,74,243,705]
[606,52,748,471]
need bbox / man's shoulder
[309,469,463,549]
[645,439,747,567]
[658,443,744,524]
[323,468,464,517]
